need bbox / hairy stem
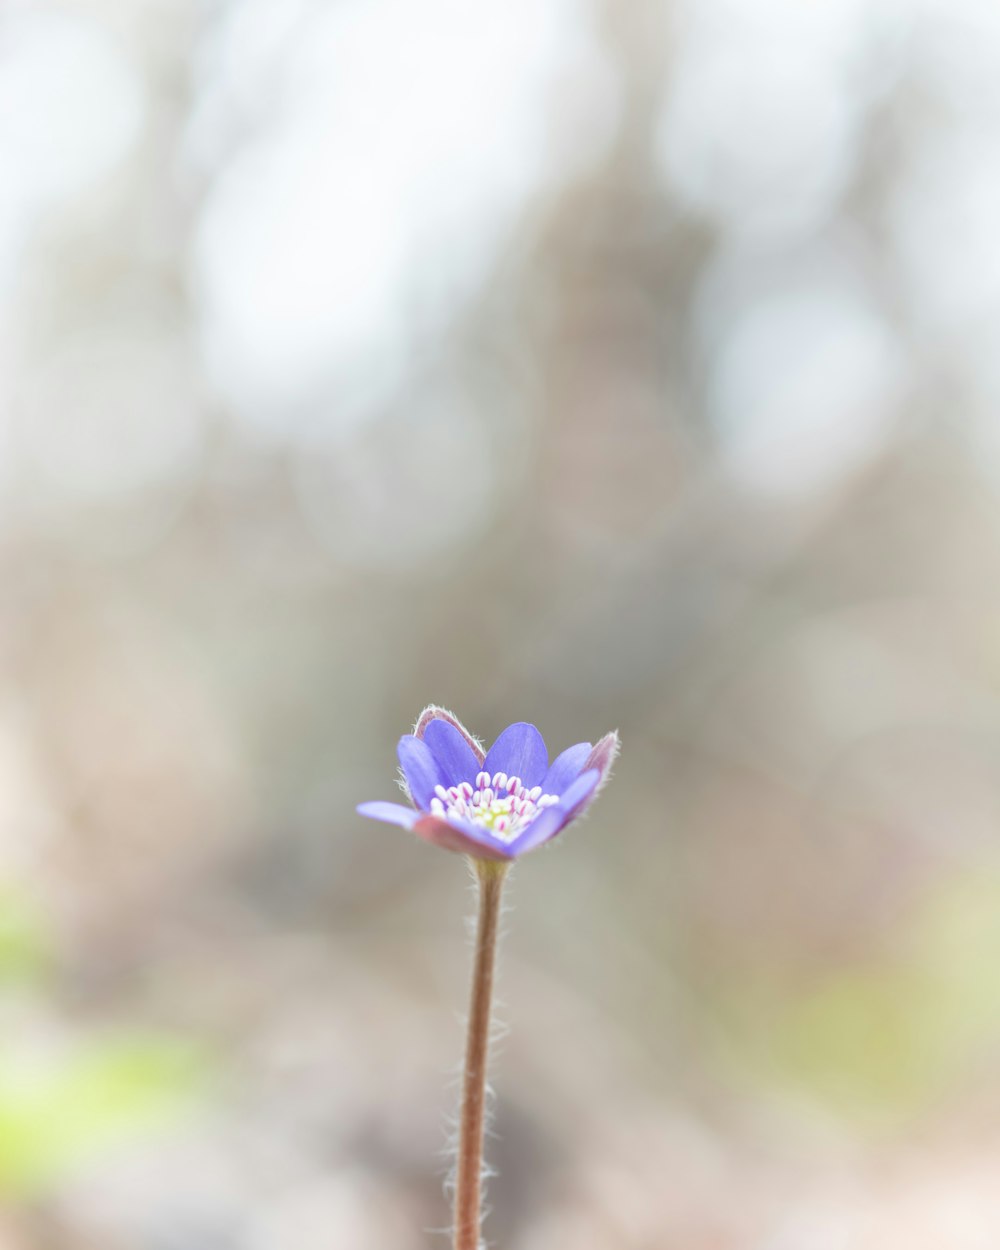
[454,859,508,1250]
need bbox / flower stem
[454,859,508,1250]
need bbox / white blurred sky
[188,0,619,437]
[1,0,1000,540]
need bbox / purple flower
[358,706,619,861]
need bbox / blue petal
[558,767,601,817]
[541,742,592,797]
[397,735,445,810]
[356,801,419,829]
[414,706,485,764]
[509,769,600,855]
[483,723,548,788]
[422,719,482,787]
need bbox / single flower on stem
[358,708,617,861]
[358,706,619,1250]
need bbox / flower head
[358,707,619,861]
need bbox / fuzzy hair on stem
[453,858,508,1250]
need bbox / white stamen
[426,769,562,843]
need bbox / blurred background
[3,0,1000,1245]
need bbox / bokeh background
[3,0,1000,1245]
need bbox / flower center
[429,771,559,843]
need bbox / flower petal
[413,814,515,861]
[483,723,548,788]
[586,731,620,789]
[508,768,600,855]
[422,719,482,787]
[356,801,419,829]
[397,735,445,810]
[413,705,485,764]
[541,742,592,797]
[558,766,601,817]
